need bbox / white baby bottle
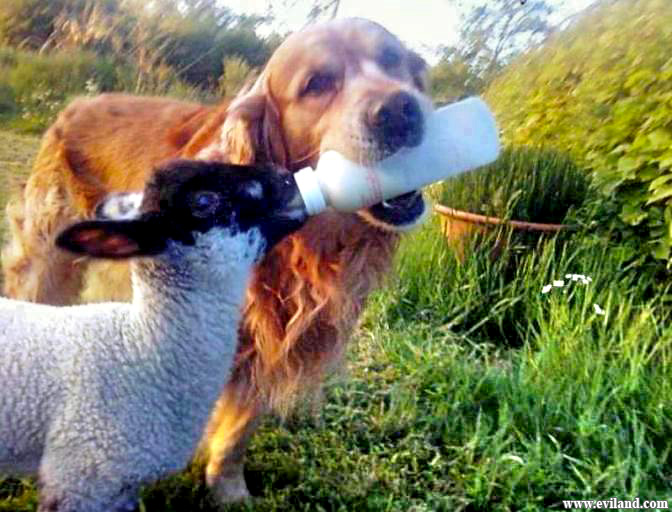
[293,97,501,215]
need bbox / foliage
[0,0,277,91]
[457,0,553,81]
[486,0,672,263]
[0,45,213,133]
[372,197,672,337]
[0,0,67,49]
[306,0,341,21]
[435,146,590,225]
[0,131,37,248]
[0,46,119,132]
[0,84,17,118]
[430,49,484,104]
[147,5,272,88]
[218,56,253,97]
[0,0,279,131]
[431,0,555,101]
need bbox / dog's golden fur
[2,18,429,502]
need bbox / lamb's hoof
[209,472,251,505]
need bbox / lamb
[0,159,306,512]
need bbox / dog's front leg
[203,390,263,503]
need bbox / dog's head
[200,17,432,232]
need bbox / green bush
[0,47,119,132]
[0,46,17,68]
[485,0,672,262]
[112,61,213,103]
[218,55,252,97]
[0,46,213,133]
[0,84,17,117]
[435,146,589,224]
[7,49,117,96]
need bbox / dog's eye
[190,190,221,218]
[378,47,401,71]
[302,72,336,97]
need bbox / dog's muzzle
[367,91,424,156]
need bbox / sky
[224,0,597,64]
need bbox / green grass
[435,147,590,225]
[1,134,672,510]
[0,46,217,134]
[0,130,36,251]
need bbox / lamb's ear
[55,219,166,259]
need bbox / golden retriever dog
[1,18,432,502]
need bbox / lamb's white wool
[97,192,144,220]
[0,159,304,512]
[0,228,261,511]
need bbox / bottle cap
[293,167,327,215]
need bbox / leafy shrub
[7,49,117,95]
[435,146,589,224]
[218,55,252,97]
[0,46,17,68]
[0,46,213,133]
[485,0,672,262]
[0,47,118,132]
[113,61,212,103]
[0,84,17,116]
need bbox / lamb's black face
[56,160,307,260]
[140,160,306,251]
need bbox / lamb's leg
[2,176,87,305]
[38,490,139,512]
[204,392,262,503]
[38,492,138,512]
[39,458,141,512]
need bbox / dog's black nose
[368,91,424,153]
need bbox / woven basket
[434,204,571,261]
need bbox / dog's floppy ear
[408,50,430,93]
[201,76,288,167]
[222,80,288,166]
